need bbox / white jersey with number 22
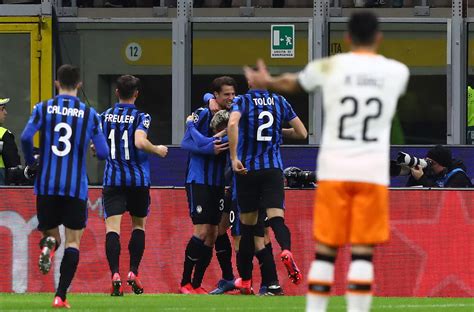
[298,52,410,186]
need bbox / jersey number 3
[338,96,382,142]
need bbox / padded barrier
[0,187,473,296]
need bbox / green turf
[1,294,474,311]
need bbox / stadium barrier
[0,187,473,297]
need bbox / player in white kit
[244,12,409,312]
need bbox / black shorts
[186,183,225,225]
[222,187,232,214]
[37,195,87,231]
[103,186,150,218]
[230,199,266,237]
[235,168,285,214]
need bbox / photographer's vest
[0,126,7,169]
[435,168,468,187]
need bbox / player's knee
[351,244,374,256]
[240,212,258,225]
[65,241,81,250]
[131,216,146,231]
[266,208,284,219]
[105,215,122,234]
[316,242,338,257]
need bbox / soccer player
[205,92,292,296]
[227,84,307,294]
[179,76,236,294]
[21,64,109,308]
[101,75,168,296]
[244,12,409,312]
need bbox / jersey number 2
[257,111,274,142]
[338,96,382,142]
[108,129,130,160]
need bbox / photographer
[406,145,472,188]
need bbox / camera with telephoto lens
[390,152,433,177]
[283,166,317,188]
[397,152,431,169]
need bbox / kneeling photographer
[393,145,472,188]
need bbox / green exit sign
[271,24,295,58]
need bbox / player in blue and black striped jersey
[228,81,307,293]
[179,76,236,294]
[21,64,109,308]
[100,75,168,296]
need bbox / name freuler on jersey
[104,114,135,123]
[252,97,275,106]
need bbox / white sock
[306,259,335,312]
[346,259,374,312]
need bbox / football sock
[128,229,145,275]
[55,247,80,301]
[105,232,120,275]
[265,242,273,256]
[268,217,291,251]
[346,254,374,312]
[215,233,234,281]
[236,223,255,281]
[181,236,204,286]
[191,243,213,289]
[256,247,279,287]
[306,253,336,312]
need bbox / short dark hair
[211,76,237,93]
[116,75,140,100]
[57,64,80,90]
[348,12,379,46]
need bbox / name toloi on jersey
[47,106,85,118]
[253,97,275,106]
[103,114,135,123]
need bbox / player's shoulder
[378,56,409,76]
[194,106,210,116]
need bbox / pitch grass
[2,294,474,311]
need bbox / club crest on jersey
[196,205,202,214]
[142,119,150,129]
[193,113,199,123]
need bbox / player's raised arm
[244,59,303,95]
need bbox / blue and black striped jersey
[101,103,152,187]
[185,107,227,186]
[21,94,107,200]
[231,89,297,172]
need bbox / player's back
[233,89,297,172]
[315,52,409,185]
[101,104,151,187]
[36,94,101,200]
